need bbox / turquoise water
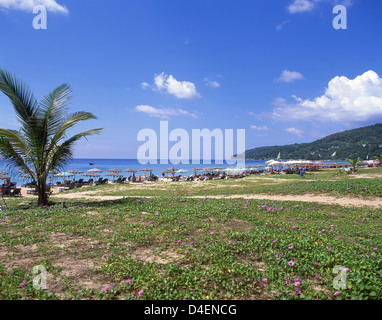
[0,159,349,186]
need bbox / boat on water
[89,162,94,165]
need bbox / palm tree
[345,157,361,173]
[0,68,102,205]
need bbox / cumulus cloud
[287,0,353,14]
[146,72,201,99]
[134,105,198,119]
[0,0,68,14]
[272,70,382,123]
[287,0,315,14]
[250,125,269,131]
[277,70,304,83]
[204,77,221,88]
[285,127,303,137]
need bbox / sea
[0,159,349,186]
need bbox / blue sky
[0,0,382,159]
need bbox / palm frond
[0,68,38,124]
[46,128,103,173]
[47,111,98,152]
[0,135,36,181]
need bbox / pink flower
[227,210,230,213]
[102,285,110,292]
[288,261,295,266]
[272,240,277,243]
[124,279,132,284]
[190,241,194,245]
[327,248,332,252]
[374,248,378,251]
[185,250,189,254]
[138,289,144,295]
[262,235,266,238]
[19,280,26,287]
[288,246,293,250]
[177,240,181,244]
[333,291,340,296]
[313,262,318,266]
[262,278,267,283]
[210,232,214,235]
[295,282,300,287]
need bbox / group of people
[0,178,11,194]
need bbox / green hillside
[245,123,382,160]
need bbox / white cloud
[134,105,198,119]
[272,70,382,123]
[287,0,353,14]
[0,0,68,14]
[287,0,315,14]
[250,125,269,131]
[285,127,303,137]
[277,70,304,83]
[204,77,220,88]
[140,82,150,89]
[276,20,290,31]
[147,73,201,99]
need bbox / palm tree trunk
[37,178,48,206]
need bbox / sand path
[46,192,382,208]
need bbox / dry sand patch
[129,246,182,265]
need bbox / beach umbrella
[124,168,137,178]
[192,167,202,176]
[55,172,74,178]
[107,168,121,173]
[106,173,123,181]
[68,169,83,174]
[167,167,178,172]
[82,173,100,178]
[87,168,103,173]
[176,169,189,174]
[161,170,173,178]
[139,168,152,177]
